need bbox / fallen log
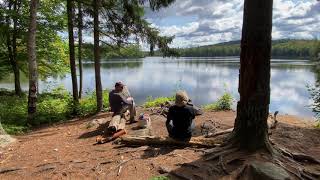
[205,128,234,138]
[205,114,278,138]
[119,136,222,147]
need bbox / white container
[138,113,151,129]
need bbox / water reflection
[0,57,316,118]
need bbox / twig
[117,165,123,176]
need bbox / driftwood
[205,128,234,138]
[120,136,222,147]
[205,112,278,138]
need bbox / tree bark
[12,0,22,96]
[27,0,38,122]
[232,0,273,151]
[67,0,79,107]
[93,0,103,112]
[5,0,22,96]
[78,0,83,99]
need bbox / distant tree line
[81,43,144,60]
[173,39,320,59]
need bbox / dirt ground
[0,108,319,180]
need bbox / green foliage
[143,96,175,108]
[150,176,170,180]
[204,93,233,111]
[82,44,144,60]
[175,39,319,59]
[0,87,110,134]
[0,0,69,80]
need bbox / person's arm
[166,107,174,133]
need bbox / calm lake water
[0,57,317,118]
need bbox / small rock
[62,172,67,176]
[158,166,171,174]
[53,148,58,152]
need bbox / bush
[143,96,174,108]
[150,176,170,180]
[0,87,110,134]
[204,93,233,111]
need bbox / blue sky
[144,0,320,48]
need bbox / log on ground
[119,136,222,147]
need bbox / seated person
[166,91,196,141]
[109,82,136,123]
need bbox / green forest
[176,39,320,59]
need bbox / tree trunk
[27,0,38,122]
[78,0,83,99]
[5,0,22,96]
[67,0,79,107]
[93,0,103,112]
[149,43,154,56]
[12,0,22,96]
[232,0,273,151]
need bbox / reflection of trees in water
[82,61,143,69]
[309,65,320,119]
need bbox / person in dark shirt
[166,91,196,141]
[109,82,136,123]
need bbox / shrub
[204,93,233,111]
[149,176,170,180]
[0,87,110,134]
[143,96,174,108]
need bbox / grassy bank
[0,87,110,134]
[143,92,233,111]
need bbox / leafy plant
[150,176,170,180]
[143,96,175,108]
[204,93,233,111]
[0,87,110,134]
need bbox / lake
[0,57,317,118]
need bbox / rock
[242,161,290,180]
[0,135,16,148]
[158,166,171,174]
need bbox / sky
[144,0,320,48]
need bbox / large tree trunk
[78,0,83,99]
[27,0,38,122]
[67,0,79,107]
[232,0,273,151]
[93,0,103,112]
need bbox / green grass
[150,176,170,180]
[0,87,110,134]
[204,93,233,111]
[143,96,175,108]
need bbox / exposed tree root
[203,140,320,180]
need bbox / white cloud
[145,0,320,48]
